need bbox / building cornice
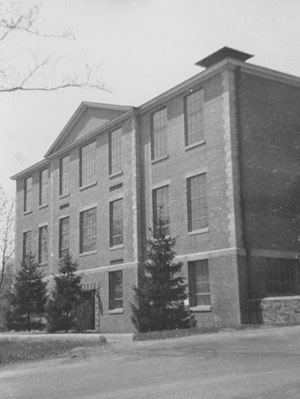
[237,60,300,88]
[46,108,137,161]
[45,101,133,157]
[11,158,50,180]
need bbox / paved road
[1,326,300,398]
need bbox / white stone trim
[250,249,300,259]
[152,180,171,190]
[185,169,207,179]
[76,261,139,275]
[176,247,246,261]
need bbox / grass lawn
[0,336,103,364]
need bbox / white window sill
[185,140,206,151]
[188,227,209,236]
[190,305,211,313]
[23,210,32,215]
[109,308,123,315]
[109,171,123,180]
[79,250,97,257]
[151,154,169,165]
[59,193,70,199]
[110,244,124,251]
[79,181,97,191]
[39,204,48,210]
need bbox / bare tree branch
[0,4,74,42]
[0,3,107,93]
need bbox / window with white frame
[80,141,96,187]
[151,107,167,160]
[80,207,97,253]
[38,225,48,264]
[110,198,123,247]
[59,217,70,258]
[188,259,211,307]
[152,185,170,233]
[184,89,204,146]
[109,270,123,310]
[187,173,208,231]
[59,155,69,196]
[109,128,122,175]
[24,176,32,212]
[39,169,48,206]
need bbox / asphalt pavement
[1,325,300,399]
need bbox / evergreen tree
[131,217,192,332]
[46,254,82,332]
[8,254,47,331]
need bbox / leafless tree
[0,186,14,294]
[0,2,107,93]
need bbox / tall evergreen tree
[131,217,192,332]
[8,254,47,331]
[46,254,82,332]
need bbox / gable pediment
[45,102,132,157]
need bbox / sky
[1,0,300,196]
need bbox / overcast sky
[1,0,300,196]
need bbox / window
[110,199,123,247]
[153,185,170,233]
[109,270,123,310]
[24,176,32,212]
[59,217,70,258]
[187,173,208,231]
[266,259,299,295]
[38,225,48,264]
[151,108,167,160]
[39,169,48,206]
[109,128,122,175]
[80,208,97,253]
[184,89,204,146]
[110,259,124,265]
[59,155,69,196]
[23,231,32,262]
[188,260,210,307]
[80,141,96,187]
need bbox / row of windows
[108,259,300,310]
[89,261,209,314]
[23,128,123,212]
[23,172,208,264]
[23,199,124,262]
[100,258,300,313]
[151,89,204,160]
[110,261,211,311]
[153,173,208,233]
[23,90,204,212]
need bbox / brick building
[11,47,300,332]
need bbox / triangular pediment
[45,102,132,157]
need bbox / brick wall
[238,72,300,253]
[139,70,243,328]
[238,71,300,302]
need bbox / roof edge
[46,108,137,160]
[11,159,49,180]
[45,101,133,157]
